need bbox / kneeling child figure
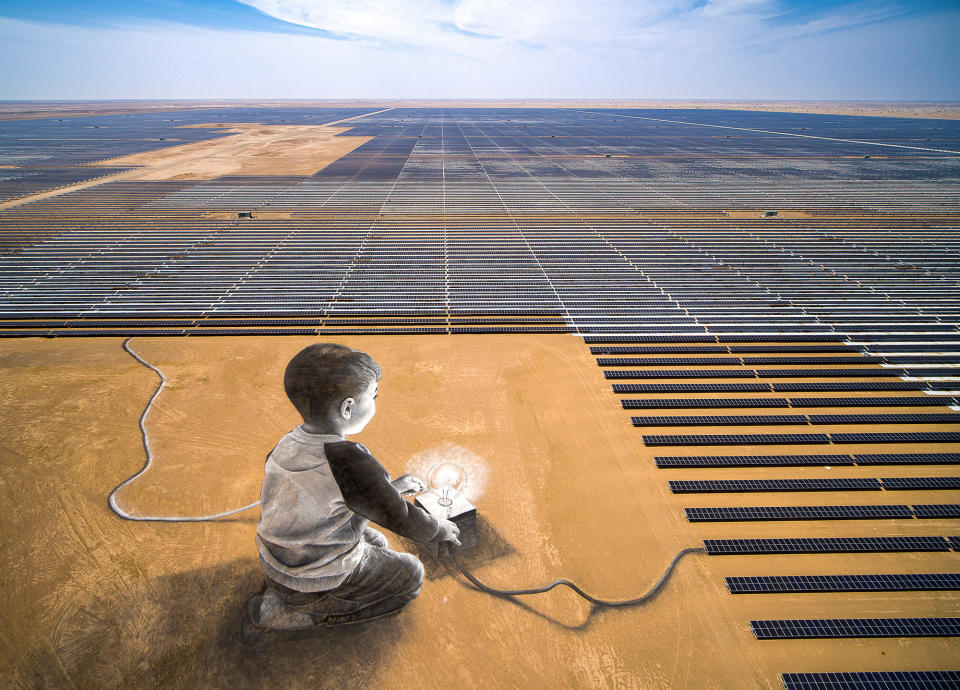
[242,343,460,642]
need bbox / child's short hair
[284,343,381,421]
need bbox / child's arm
[326,441,442,544]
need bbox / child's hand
[392,474,426,496]
[436,519,461,547]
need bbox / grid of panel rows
[588,328,960,683]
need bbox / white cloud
[0,3,957,100]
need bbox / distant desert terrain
[1,99,958,121]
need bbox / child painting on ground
[242,343,460,643]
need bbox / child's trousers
[257,528,425,628]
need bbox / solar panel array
[686,504,959,521]
[781,671,960,690]
[1,107,959,336]
[751,618,960,639]
[727,573,960,593]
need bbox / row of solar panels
[631,413,960,426]
[781,671,960,690]
[685,504,960,521]
[614,383,960,393]
[656,453,960,467]
[600,355,960,365]
[671,477,960,492]
[643,431,960,446]
[623,397,960,408]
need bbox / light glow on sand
[406,442,489,503]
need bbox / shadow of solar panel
[686,505,912,521]
[751,617,960,639]
[729,573,960,593]
[703,536,951,555]
[632,415,807,426]
[670,478,880,493]
[644,433,830,446]
[656,454,853,467]
[622,398,790,409]
[913,504,960,519]
[881,477,960,490]
[782,670,960,690]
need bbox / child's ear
[340,397,355,420]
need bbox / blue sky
[1,0,958,99]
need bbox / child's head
[284,343,381,435]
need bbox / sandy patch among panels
[1,334,959,688]
[88,124,373,180]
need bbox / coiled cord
[108,337,261,522]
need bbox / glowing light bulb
[427,462,467,508]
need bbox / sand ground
[88,123,373,180]
[1,335,957,688]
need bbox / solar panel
[605,370,757,379]
[772,382,926,392]
[832,432,960,444]
[913,504,960,519]
[809,413,960,424]
[621,398,790,409]
[751,617,960,639]
[686,505,913,521]
[656,454,854,468]
[596,357,738,366]
[670,478,880,493]
[590,346,729,354]
[856,453,960,465]
[727,573,960,593]
[632,415,807,426]
[782,671,960,690]
[644,433,830,446]
[787,396,953,407]
[583,335,717,344]
[881,477,960,490]
[703,536,951,555]
[613,383,772,393]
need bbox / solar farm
[2,105,959,688]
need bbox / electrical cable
[109,337,261,522]
[445,545,705,607]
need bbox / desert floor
[1,334,958,688]
[2,99,959,121]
